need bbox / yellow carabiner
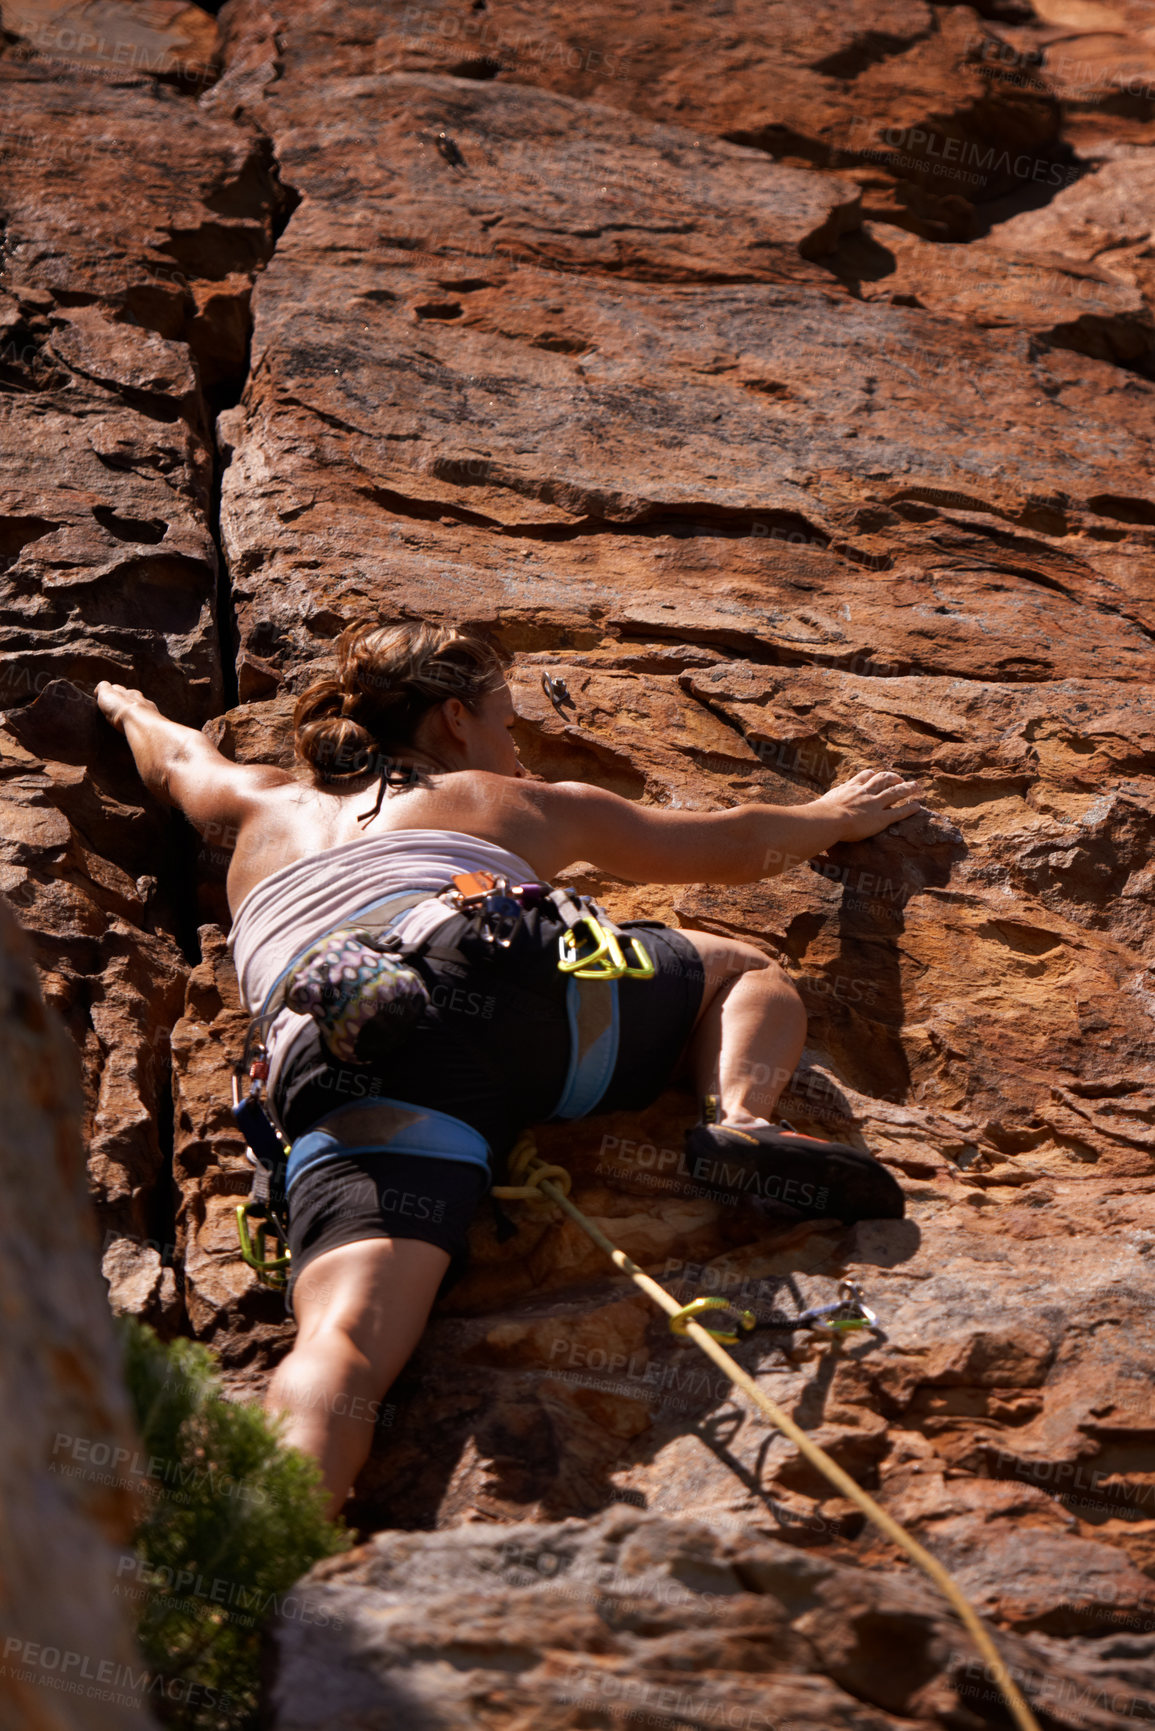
[669,1296,757,1346]
[558,914,619,978]
[621,936,655,980]
[592,925,629,979]
[559,919,656,982]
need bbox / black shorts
[283,1153,488,1318]
[275,915,705,1305]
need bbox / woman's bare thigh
[291,1236,450,1367]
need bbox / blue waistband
[286,1098,492,1191]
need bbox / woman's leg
[264,1236,449,1518]
[678,931,807,1125]
[664,932,902,1220]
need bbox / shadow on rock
[797,810,967,1111]
[342,1195,922,1540]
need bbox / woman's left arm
[95,682,291,828]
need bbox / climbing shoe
[683,1121,905,1224]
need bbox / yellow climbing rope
[493,1136,1040,1731]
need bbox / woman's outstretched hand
[95,681,156,732]
[815,768,924,842]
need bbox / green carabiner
[235,1204,291,1287]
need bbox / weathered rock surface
[219,0,1067,237]
[0,29,290,1312]
[5,0,1155,1723]
[986,0,1155,145]
[268,1510,1155,1730]
[1,0,220,88]
[0,896,158,1730]
[984,149,1155,321]
[856,218,1155,368]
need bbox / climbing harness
[491,1139,1042,1731]
[230,871,656,1284]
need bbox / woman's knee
[762,957,806,1014]
[291,1251,369,1344]
[682,929,773,988]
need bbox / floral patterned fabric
[284,928,430,1064]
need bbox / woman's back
[222,768,541,919]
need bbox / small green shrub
[118,1318,351,1730]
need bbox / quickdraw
[795,1278,877,1334]
[666,1284,876,1345]
[669,1296,757,1345]
[235,1203,291,1283]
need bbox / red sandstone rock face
[5,0,1155,1722]
[0,31,289,1312]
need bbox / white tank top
[228,829,539,1099]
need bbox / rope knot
[492,1132,573,1202]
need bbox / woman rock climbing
[96,618,921,1515]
